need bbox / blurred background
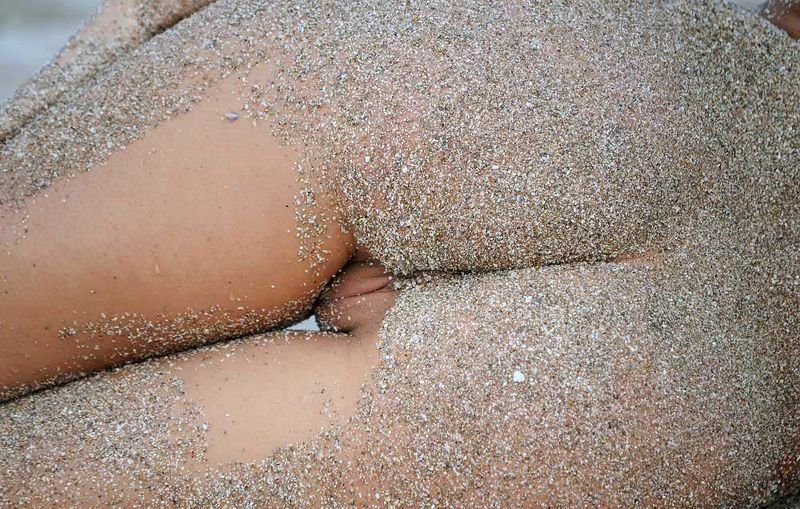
[0,0,99,101]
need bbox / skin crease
[0,69,354,398]
[315,257,398,333]
[178,260,396,468]
[1,262,396,507]
[1,0,797,400]
[0,2,797,506]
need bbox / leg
[0,331,378,507]
[0,67,354,399]
[2,256,795,506]
[0,261,395,507]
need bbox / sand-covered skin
[0,0,798,506]
[0,0,212,143]
[2,211,797,506]
[0,365,206,506]
[2,0,797,272]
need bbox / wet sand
[2,221,797,505]
[0,0,798,506]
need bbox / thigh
[3,255,796,507]
[0,13,353,398]
[0,330,378,507]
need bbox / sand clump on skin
[0,289,321,403]
[1,222,798,506]
[0,0,798,506]
[2,0,796,270]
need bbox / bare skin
[1,260,396,506]
[0,3,796,505]
[0,69,354,398]
[2,0,798,402]
[764,0,800,38]
[181,260,395,467]
[2,254,795,507]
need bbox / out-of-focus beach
[0,0,98,101]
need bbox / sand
[2,222,797,505]
[0,0,213,143]
[0,0,798,506]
